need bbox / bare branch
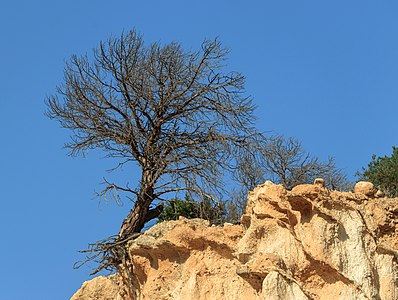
[47,29,264,272]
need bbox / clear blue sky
[1,1,397,299]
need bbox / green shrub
[358,146,398,197]
[158,195,227,225]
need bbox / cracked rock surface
[72,182,398,300]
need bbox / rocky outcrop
[72,181,398,300]
[71,276,123,300]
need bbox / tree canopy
[46,29,262,236]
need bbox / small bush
[158,195,227,225]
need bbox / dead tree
[260,136,351,190]
[235,135,351,191]
[46,29,262,238]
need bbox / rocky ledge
[72,180,398,300]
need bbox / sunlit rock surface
[72,181,398,300]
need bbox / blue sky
[0,1,397,299]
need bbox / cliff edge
[72,181,398,299]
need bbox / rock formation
[72,181,398,300]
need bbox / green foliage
[158,197,199,222]
[358,147,398,197]
[158,195,227,225]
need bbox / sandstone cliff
[72,181,398,300]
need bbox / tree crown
[358,146,398,197]
[46,29,262,207]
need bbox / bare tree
[234,151,264,192]
[231,135,352,221]
[46,29,262,238]
[260,135,351,190]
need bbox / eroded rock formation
[72,181,398,300]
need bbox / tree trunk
[118,199,149,238]
[118,163,165,238]
[118,164,165,237]
[118,197,164,238]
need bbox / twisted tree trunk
[118,168,164,238]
